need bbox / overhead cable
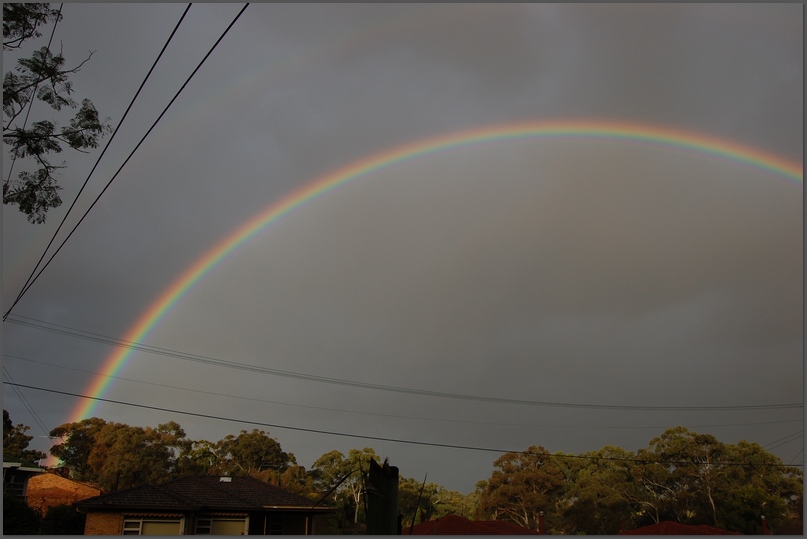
[6,3,193,318]
[4,381,802,469]
[4,314,802,412]
[6,352,802,431]
[2,367,49,434]
[3,3,249,320]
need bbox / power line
[3,3,249,320]
[2,367,49,434]
[7,3,193,316]
[3,381,802,468]
[6,352,802,432]
[4,314,802,412]
[764,431,803,452]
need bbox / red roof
[620,521,742,535]
[407,514,541,535]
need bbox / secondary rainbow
[68,119,803,423]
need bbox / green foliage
[214,429,296,477]
[398,476,475,531]
[562,446,635,534]
[49,418,193,491]
[312,447,380,525]
[3,2,111,223]
[41,416,801,535]
[40,503,86,535]
[49,417,107,481]
[475,428,803,535]
[3,409,47,464]
[475,445,565,532]
[3,493,42,534]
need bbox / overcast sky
[3,3,803,494]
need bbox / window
[268,515,283,535]
[3,474,26,497]
[195,517,248,535]
[123,517,183,535]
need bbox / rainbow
[68,119,802,423]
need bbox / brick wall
[84,511,123,535]
[27,473,102,515]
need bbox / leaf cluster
[3,3,62,51]
[474,427,803,535]
[3,3,111,223]
[3,409,47,464]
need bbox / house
[74,475,335,535]
[26,470,102,515]
[406,514,541,535]
[619,520,743,535]
[3,461,45,501]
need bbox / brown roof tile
[76,475,322,512]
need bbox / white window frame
[194,515,249,535]
[122,516,185,535]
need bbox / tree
[475,446,566,532]
[49,417,107,481]
[718,439,802,534]
[562,446,636,535]
[214,429,295,478]
[88,422,176,491]
[276,464,319,499]
[3,3,111,223]
[49,418,195,491]
[627,427,803,534]
[398,476,437,530]
[175,438,220,476]
[3,409,47,464]
[312,447,381,525]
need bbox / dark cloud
[3,4,801,493]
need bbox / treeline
[474,426,803,535]
[3,411,803,535]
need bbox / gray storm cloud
[3,3,801,492]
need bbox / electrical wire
[6,352,802,431]
[7,4,193,316]
[763,431,803,452]
[3,381,802,468]
[2,367,49,434]
[3,3,249,320]
[4,314,802,412]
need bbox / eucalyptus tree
[312,447,381,524]
[475,445,566,532]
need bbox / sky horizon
[3,3,802,494]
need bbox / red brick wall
[84,512,123,535]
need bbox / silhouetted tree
[3,3,111,223]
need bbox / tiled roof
[407,514,540,535]
[76,475,326,512]
[620,521,743,535]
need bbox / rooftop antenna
[407,473,428,536]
